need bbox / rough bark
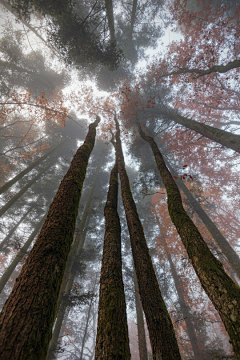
[114,116,181,360]
[0,207,32,251]
[0,141,64,196]
[157,109,240,154]
[0,214,46,294]
[0,157,57,218]
[48,160,102,360]
[165,158,240,280]
[0,117,100,360]
[95,161,130,360]
[133,267,148,360]
[138,124,240,358]
[156,217,202,359]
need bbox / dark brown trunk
[48,160,102,360]
[95,161,130,360]
[133,267,148,360]
[115,116,181,360]
[0,117,100,360]
[165,158,240,280]
[156,217,202,360]
[138,124,240,358]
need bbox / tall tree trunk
[138,124,240,358]
[0,140,64,196]
[133,267,148,360]
[0,214,46,294]
[157,109,240,154]
[95,161,130,360]
[48,160,103,360]
[165,158,240,279]
[80,280,98,360]
[155,217,202,360]
[104,0,116,44]
[130,0,137,41]
[114,115,181,360]
[0,156,58,218]
[0,206,32,251]
[0,117,100,360]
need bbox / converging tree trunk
[165,158,240,280]
[114,115,182,360]
[0,117,100,360]
[95,161,130,359]
[155,216,202,360]
[138,123,240,358]
[48,160,103,360]
[133,267,148,360]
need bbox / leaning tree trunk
[138,123,240,358]
[114,115,181,360]
[133,267,148,360]
[157,108,240,154]
[0,117,100,360]
[165,158,240,280]
[95,161,130,359]
[0,214,46,294]
[48,160,103,360]
[155,216,202,360]
[0,206,32,251]
[0,156,58,218]
[0,140,64,196]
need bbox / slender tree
[137,122,240,358]
[113,114,182,360]
[165,157,240,280]
[133,267,148,360]
[0,116,100,360]
[95,160,131,359]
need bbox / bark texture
[0,117,100,360]
[48,160,102,360]
[133,267,148,360]
[138,124,240,358]
[95,162,130,360]
[115,117,181,360]
[166,159,240,280]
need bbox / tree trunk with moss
[0,117,100,360]
[165,158,240,280]
[114,116,181,360]
[48,160,102,360]
[95,161,130,360]
[133,267,148,360]
[138,123,240,358]
[156,217,202,359]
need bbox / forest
[0,0,239,359]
